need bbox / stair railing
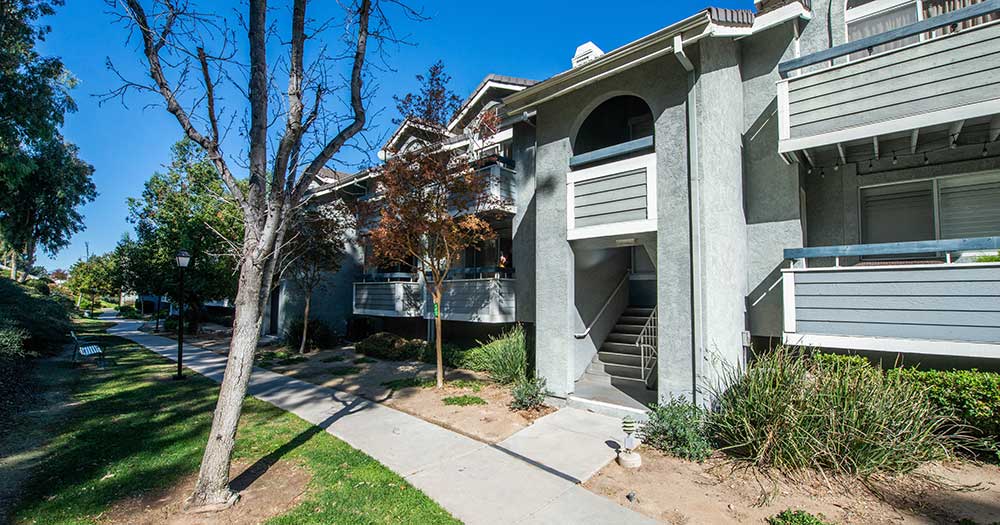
[636,306,657,386]
[573,270,630,339]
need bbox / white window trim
[845,0,919,23]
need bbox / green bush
[709,346,962,476]
[356,332,426,361]
[28,280,50,296]
[460,324,527,384]
[642,397,713,461]
[975,251,1000,263]
[889,367,1000,441]
[768,509,832,525]
[420,342,466,368]
[284,318,340,352]
[510,376,547,411]
[115,304,142,319]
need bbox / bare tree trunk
[155,296,161,332]
[9,252,16,281]
[433,286,444,388]
[76,292,82,308]
[299,294,311,354]
[188,254,268,508]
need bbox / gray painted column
[533,131,576,396]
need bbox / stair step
[606,332,638,344]
[613,324,643,334]
[600,341,641,354]
[624,307,654,317]
[618,316,649,325]
[598,351,642,367]
[603,362,643,380]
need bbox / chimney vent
[572,41,604,68]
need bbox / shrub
[115,304,142,319]
[975,251,1000,263]
[381,376,435,390]
[443,395,486,406]
[284,318,340,352]
[356,332,427,361]
[642,397,713,461]
[768,509,832,525]
[709,346,962,476]
[461,324,527,384]
[889,367,1000,442]
[510,376,547,411]
[420,342,466,368]
[28,280,50,296]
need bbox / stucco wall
[278,234,364,338]
[512,121,537,324]
[572,245,629,380]
[741,22,804,338]
[693,37,749,393]
[531,53,690,397]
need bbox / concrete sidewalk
[107,319,657,525]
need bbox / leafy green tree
[0,1,89,280]
[66,253,117,313]
[1,138,96,280]
[124,139,243,326]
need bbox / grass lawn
[11,321,457,524]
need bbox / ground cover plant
[767,509,832,525]
[10,328,457,524]
[442,394,486,406]
[510,376,547,411]
[709,346,964,476]
[641,397,712,461]
[255,349,307,367]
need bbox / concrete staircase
[585,306,655,385]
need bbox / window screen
[939,172,1000,239]
[860,181,935,244]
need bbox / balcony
[777,2,1000,155]
[566,137,657,241]
[430,271,516,323]
[352,274,423,317]
[782,237,1000,358]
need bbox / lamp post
[174,250,191,380]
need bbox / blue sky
[36,0,749,270]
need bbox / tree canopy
[122,139,243,309]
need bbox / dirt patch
[101,459,311,525]
[584,451,1000,524]
[384,381,556,443]
[237,345,553,443]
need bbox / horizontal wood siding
[787,23,1000,140]
[792,265,1000,343]
[433,279,515,323]
[353,282,422,317]
[573,168,647,228]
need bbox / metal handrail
[573,270,630,339]
[779,0,1000,76]
[784,236,1000,260]
[636,306,657,385]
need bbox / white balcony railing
[353,280,423,318]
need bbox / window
[846,0,921,60]
[846,0,1000,60]
[860,171,1000,248]
[574,95,653,156]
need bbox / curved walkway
[106,317,657,525]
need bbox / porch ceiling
[787,114,1000,171]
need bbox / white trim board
[567,219,658,241]
[783,332,1000,359]
[779,98,1000,153]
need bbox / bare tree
[107,0,416,509]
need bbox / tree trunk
[188,255,268,508]
[76,292,82,308]
[155,296,161,332]
[433,286,443,388]
[9,252,16,281]
[299,294,311,354]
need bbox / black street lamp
[174,249,191,380]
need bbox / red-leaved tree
[362,63,503,387]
